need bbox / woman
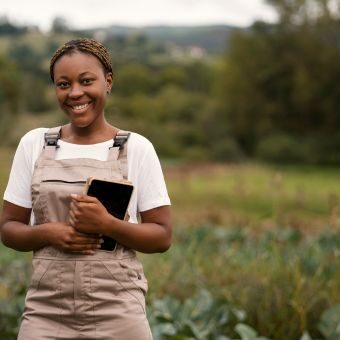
[0,38,172,339]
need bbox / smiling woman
[53,52,112,133]
[0,38,172,340]
[50,39,114,140]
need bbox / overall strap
[108,130,130,180]
[42,126,61,160]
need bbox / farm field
[0,147,339,339]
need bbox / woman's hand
[0,200,102,253]
[44,222,103,255]
[69,194,113,235]
[69,194,172,254]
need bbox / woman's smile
[66,101,92,114]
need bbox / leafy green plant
[0,296,25,339]
[0,255,30,340]
[143,224,339,339]
[318,305,340,340]
[148,289,269,340]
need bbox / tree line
[0,0,339,164]
[221,0,340,164]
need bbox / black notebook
[85,177,134,251]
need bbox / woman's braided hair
[50,38,113,82]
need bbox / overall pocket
[29,258,53,291]
[100,258,148,313]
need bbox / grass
[165,162,340,232]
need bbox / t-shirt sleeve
[3,137,34,208]
[136,142,171,212]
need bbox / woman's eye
[57,82,69,89]
[82,79,93,85]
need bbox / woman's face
[53,51,113,129]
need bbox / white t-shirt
[3,128,171,224]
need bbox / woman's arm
[69,194,172,253]
[0,200,103,253]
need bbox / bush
[255,134,307,163]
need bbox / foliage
[318,305,340,340]
[255,133,308,163]
[106,85,235,161]
[0,256,29,340]
[0,55,21,113]
[148,289,269,339]
[0,16,30,35]
[1,3,340,163]
[147,289,340,340]
[0,55,22,142]
[142,224,339,339]
[220,0,340,163]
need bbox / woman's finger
[68,214,75,227]
[71,194,98,203]
[73,236,103,245]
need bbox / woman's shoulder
[20,127,49,145]
[128,132,154,150]
[127,132,160,168]
[17,128,50,158]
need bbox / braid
[50,38,113,82]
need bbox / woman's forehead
[53,51,106,76]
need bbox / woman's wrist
[100,213,118,237]
[33,223,53,248]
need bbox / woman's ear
[106,72,113,93]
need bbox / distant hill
[82,25,243,54]
[0,19,243,55]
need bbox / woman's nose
[69,84,84,97]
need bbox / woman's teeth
[72,103,88,110]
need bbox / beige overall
[18,127,153,340]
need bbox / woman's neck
[61,122,118,145]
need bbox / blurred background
[0,0,339,339]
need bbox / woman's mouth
[73,103,88,110]
[67,102,91,113]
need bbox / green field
[0,147,339,339]
[166,162,340,232]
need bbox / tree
[266,0,340,27]
[51,16,70,34]
[0,55,21,113]
[114,64,154,95]
[219,0,340,162]
[0,16,28,35]
[0,55,21,139]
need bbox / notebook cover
[85,178,133,251]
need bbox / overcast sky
[1,0,278,31]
